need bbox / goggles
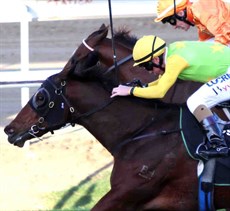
[162,16,177,26]
[161,9,194,27]
[138,61,154,71]
[162,1,194,26]
[138,53,165,71]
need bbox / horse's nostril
[4,126,15,136]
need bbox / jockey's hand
[110,85,132,98]
[124,79,147,87]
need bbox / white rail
[0,68,60,107]
[0,70,61,85]
[0,11,60,107]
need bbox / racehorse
[4,25,230,210]
[57,24,230,210]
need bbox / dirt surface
[0,17,197,210]
[0,126,113,210]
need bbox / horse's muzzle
[4,125,31,147]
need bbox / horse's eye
[33,89,49,108]
[35,93,45,105]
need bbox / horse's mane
[114,27,138,49]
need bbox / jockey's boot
[197,115,229,159]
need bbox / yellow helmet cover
[155,0,189,22]
[133,35,166,66]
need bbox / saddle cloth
[180,106,230,186]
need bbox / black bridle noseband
[28,75,75,136]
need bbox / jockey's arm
[131,55,188,99]
[192,0,230,45]
[205,15,230,46]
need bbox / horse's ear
[99,24,107,30]
[98,24,109,38]
[99,24,109,30]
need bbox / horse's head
[4,75,73,147]
[4,70,114,148]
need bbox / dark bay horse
[59,24,230,210]
[4,25,230,210]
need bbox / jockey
[110,35,230,159]
[154,0,230,47]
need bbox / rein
[103,54,133,75]
[111,108,182,155]
[73,99,115,122]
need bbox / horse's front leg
[91,189,142,211]
[91,161,156,211]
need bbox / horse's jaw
[6,131,34,147]
[7,127,49,148]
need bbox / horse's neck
[161,80,202,104]
[73,90,178,154]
